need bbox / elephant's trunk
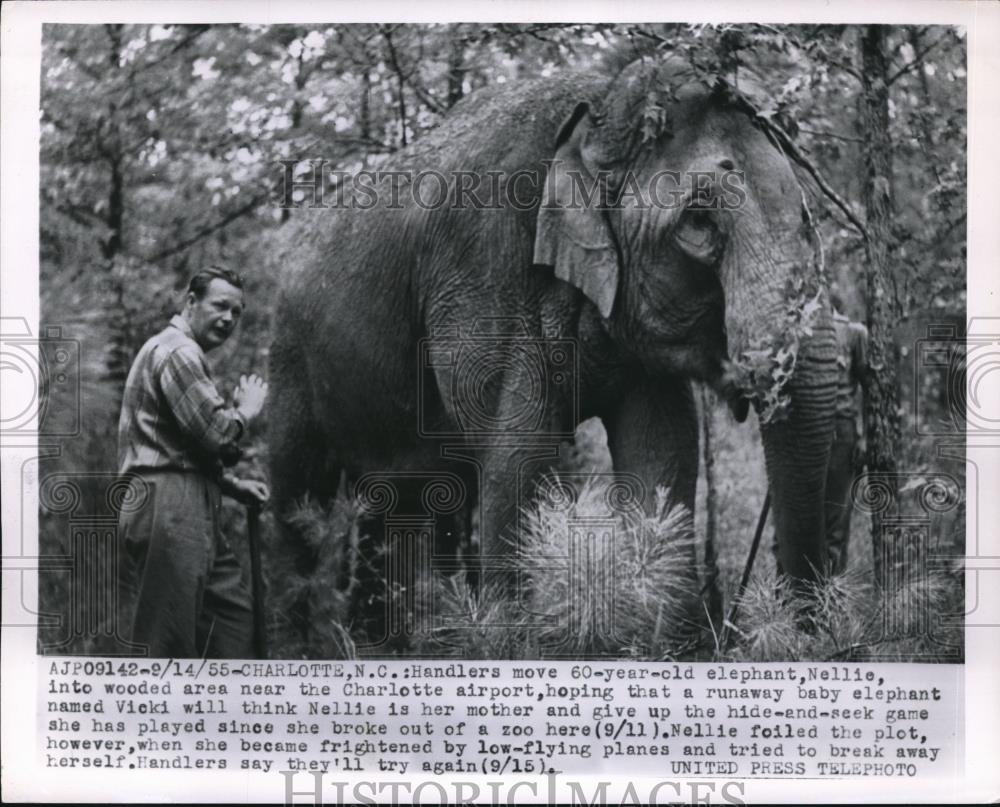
[718,204,840,583]
[758,312,839,582]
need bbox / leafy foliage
[727,278,824,424]
[518,479,701,657]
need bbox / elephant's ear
[533,102,620,319]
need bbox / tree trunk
[102,25,133,390]
[360,69,372,142]
[381,29,408,147]
[859,25,902,586]
[446,27,466,109]
[281,52,308,225]
[907,28,942,188]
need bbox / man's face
[185,278,244,351]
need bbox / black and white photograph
[31,19,969,662]
[2,1,998,803]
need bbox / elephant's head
[534,60,838,583]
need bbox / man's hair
[829,289,845,315]
[187,265,245,300]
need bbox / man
[117,265,268,658]
[824,291,869,575]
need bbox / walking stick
[720,491,771,650]
[246,503,267,659]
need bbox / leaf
[801,297,822,321]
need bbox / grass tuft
[516,477,702,658]
[266,491,358,658]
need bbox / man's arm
[158,346,245,457]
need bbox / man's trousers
[824,417,859,576]
[118,471,254,658]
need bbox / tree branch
[765,122,869,240]
[380,28,410,145]
[731,92,870,241]
[925,211,966,247]
[887,34,946,86]
[136,24,211,73]
[797,127,865,144]
[56,43,104,81]
[145,192,266,263]
[406,79,444,115]
[52,201,106,229]
[749,24,862,82]
[380,26,444,116]
[818,52,862,82]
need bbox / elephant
[268,56,839,643]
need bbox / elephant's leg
[604,378,699,515]
[268,389,338,573]
[268,357,342,656]
[603,378,702,635]
[476,443,562,599]
[434,351,566,595]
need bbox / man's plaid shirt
[118,314,244,476]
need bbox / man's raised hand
[234,373,268,421]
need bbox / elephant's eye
[674,207,723,265]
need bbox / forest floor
[251,400,965,663]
